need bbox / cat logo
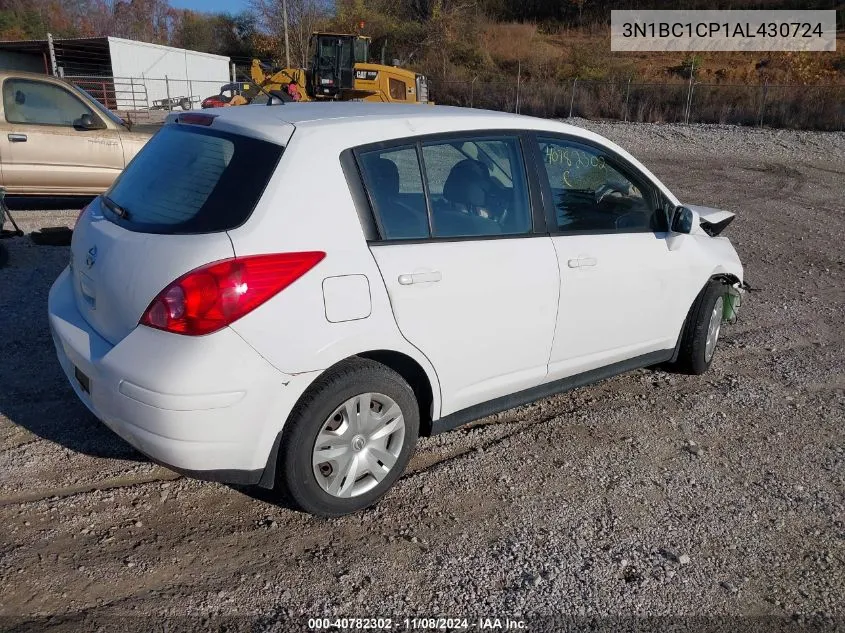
[355,70,379,81]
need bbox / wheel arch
[671,272,739,365]
[356,349,437,436]
[259,348,439,489]
[287,348,440,437]
[710,271,741,285]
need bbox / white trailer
[106,37,230,109]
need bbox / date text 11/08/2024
[307,617,527,630]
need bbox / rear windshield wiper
[102,195,131,220]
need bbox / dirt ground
[0,121,843,633]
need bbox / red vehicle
[201,94,229,108]
[201,82,255,108]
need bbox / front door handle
[398,271,442,285]
[8,133,27,142]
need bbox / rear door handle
[398,271,442,285]
[8,133,27,142]
[566,257,597,269]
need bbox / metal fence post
[165,75,171,111]
[623,76,631,122]
[688,81,696,124]
[47,33,58,76]
[470,76,476,108]
[515,61,521,114]
[684,59,696,124]
[758,81,768,128]
[569,78,578,118]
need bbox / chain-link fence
[67,72,845,131]
[433,79,845,131]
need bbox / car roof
[202,102,601,147]
[206,102,578,135]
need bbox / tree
[112,0,176,44]
[252,0,331,67]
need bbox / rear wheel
[180,98,192,110]
[675,280,726,375]
[277,358,419,517]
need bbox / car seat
[435,159,501,237]
[366,157,427,239]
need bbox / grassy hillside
[462,22,845,86]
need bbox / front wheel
[675,280,726,375]
[277,358,419,516]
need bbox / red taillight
[140,252,325,336]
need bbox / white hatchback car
[49,103,746,516]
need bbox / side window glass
[422,137,531,238]
[358,146,429,240]
[3,79,93,127]
[537,137,659,233]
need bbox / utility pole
[282,0,290,69]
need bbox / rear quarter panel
[225,125,442,416]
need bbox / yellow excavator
[248,33,429,104]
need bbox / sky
[168,0,252,14]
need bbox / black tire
[30,227,72,246]
[180,99,192,110]
[675,280,726,375]
[277,357,419,517]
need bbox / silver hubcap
[312,393,406,499]
[704,295,724,362]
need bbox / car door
[356,133,560,416]
[0,77,124,195]
[531,134,691,380]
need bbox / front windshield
[75,86,126,127]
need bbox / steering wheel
[595,182,629,205]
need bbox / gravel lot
[1,120,843,632]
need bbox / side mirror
[671,206,694,234]
[73,113,103,130]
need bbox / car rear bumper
[48,267,319,485]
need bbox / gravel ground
[0,121,843,633]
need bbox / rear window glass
[104,124,283,234]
